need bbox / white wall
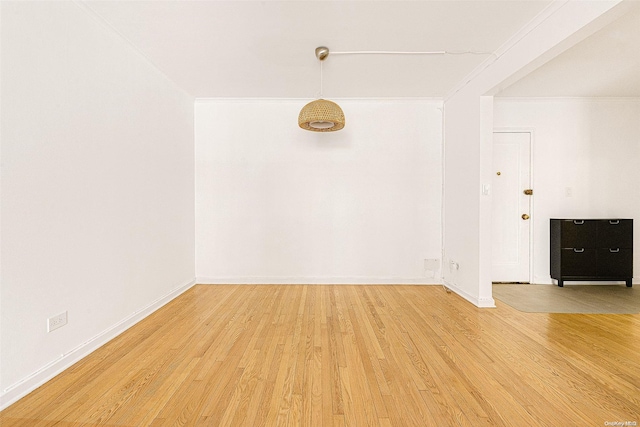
[0,2,195,406]
[494,98,640,284]
[442,94,485,303]
[196,99,442,284]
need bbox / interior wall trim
[443,279,496,308]
[196,276,442,285]
[0,278,197,411]
[495,97,640,103]
[194,97,444,103]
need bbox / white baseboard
[196,276,442,285]
[443,280,496,308]
[0,278,197,411]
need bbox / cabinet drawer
[560,220,596,248]
[560,248,597,277]
[596,220,633,248]
[597,248,633,277]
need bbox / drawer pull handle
[573,248,585,253]
[610,248,620,253]
[609,220,620,225]
[573,220,585,225]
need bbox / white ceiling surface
[85,1,552,98]
[498,2,640,97]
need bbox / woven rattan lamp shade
[298,99,345,132]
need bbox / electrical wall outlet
[48,311,68,332]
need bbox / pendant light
[298,47,345,132]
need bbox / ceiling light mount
[315,46,329,61]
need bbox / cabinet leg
[626,279,632,287]
[558,280,564,287]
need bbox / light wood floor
[1,285,639,426]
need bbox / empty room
[1,1,639,426]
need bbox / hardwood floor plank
[320,319,335,427]
[343,305,388,419]
[2,285,639,426]
[338,296,379,426]
[327,315,345,415]
[310,355,324,426]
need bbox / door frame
[492,128,535,284]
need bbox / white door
[492,132,532,283]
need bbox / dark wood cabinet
[550,219,633,287]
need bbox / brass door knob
[523,189,533,195]
[522,214,530,220]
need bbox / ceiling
[84,1,552,98]
[497,1,640,97]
